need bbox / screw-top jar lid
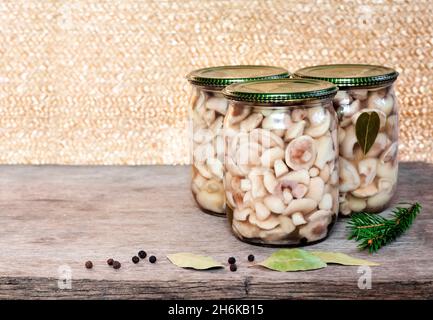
[222,78,337,104]
[186,65,290,88]
[294,64,399,88]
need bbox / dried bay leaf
[311,251,380,266]
[258,249,327,272]
[167,253,223,270]
[355,111,380,154]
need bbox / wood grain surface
[0,163,432,299]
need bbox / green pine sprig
[347,202,422,253]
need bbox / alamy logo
[357,265,372,290]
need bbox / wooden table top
[0,163,432,299]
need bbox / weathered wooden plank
[0,162,432,299]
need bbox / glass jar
[222,79,339,246]
[186,66,289,216]
[295,64,399,215]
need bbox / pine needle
[347,202,422,253]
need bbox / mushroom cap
[340,124,358,160]
[314,134,335,170]
[274,159,289,178]
[249,211,280,230]
[304,107,331,138]
[283,198,318,215]
[279,169,310,185]
[305,176,325,202]
[340,99,361,118]
[367,90,394,116]
[380,142,398,164]
[206,96,228,115]
[377,162,398,182]
[233,220,260,239]
[292,184,308,199]
[319,193,333,210]
[240,112,264,132]
[291,109,308,122]
[262,112,292,130]
[292,212,307,226]
[339,157,361,192]
[233,132,263,166]
[365,179,395,211]
[192,172,207,190]
[299,210,332,242]
[334,90,351,106]
[260,147,284,167]
[385,114,398,140]
[358,158,378,187]
[263,195,286,214]
[250,128,284,149]
[233,208,253,221]
[263,171,279,194]
[228,104,251,125]
[347,195,367,212]
[225,156,246,177]
[206,158,224,180]
[285,135,317,170]
[351,183,379,198]
[284,120,306,141]
[193,143,215,163]
[194,162,213,179]
[254,201,271,221]
[196,180,225,213]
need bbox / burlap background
[0,0,432,164]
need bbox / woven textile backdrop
[0,0,432,164]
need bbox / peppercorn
[149,255,157,263]
[138,250,147,259]
[228,257,236,264]
[132,256,139,264]
[85,261,93,269]
[230,264,237,272]
[113,261,121,269]
[248,254,255,262]
[107,258,114,266]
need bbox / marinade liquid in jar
[186,66,290,216]
[294,64,399,215]
[222,79,339,246]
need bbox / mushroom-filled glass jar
[295,64,399,215]
[222,79,339,246]
[186,66,290,216]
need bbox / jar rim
[293,64,399,88]
[222,78,337,103]
[186,65,290,88]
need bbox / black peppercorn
[149,255,157,263]
[230,264,237,272]
[228,257,236,264]
[113,261,121,269]
[107,258,114,266]
[132,256,139,264]
[138,250,147,259]
[248,254,255,262]
[85,261,93,269]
